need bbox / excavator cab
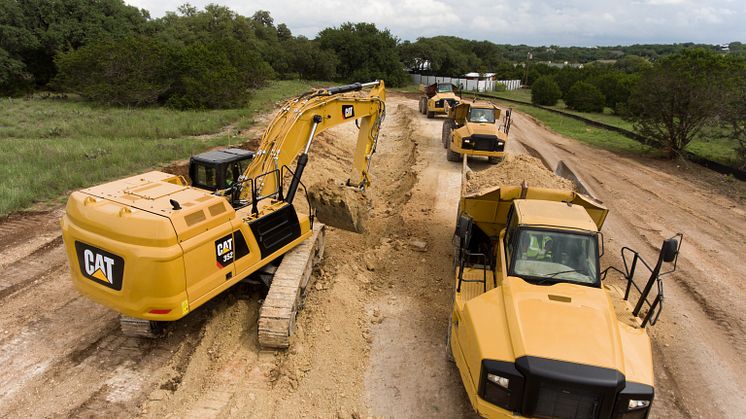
[188,148,255,192]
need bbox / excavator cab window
[189,148,256,192]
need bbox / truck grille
[461,135,503,151]
[435,98,458,108]
[534,382,601,419]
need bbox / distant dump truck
[442,100,511,164]
[418,82,460,118]
[448,180,682,419]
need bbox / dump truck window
[437,84,453,93]
[510,229,599,286]
[468,108,496,123]
[504,208,518,261]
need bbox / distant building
[538,61,584,69]
[463,72,497,80]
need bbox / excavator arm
[238,81,386,207]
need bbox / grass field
[486,89,740,167]
[0,80,314,216]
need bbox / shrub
[531,76,561,106]
[167,39,274,109]
[565,81,606,112]
[55,36,172,106]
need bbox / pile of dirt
[465,154,576,194]
[308,179,370,233]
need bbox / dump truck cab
[419,82,460,118]
[443,101,511,164]
[449,186,657,419]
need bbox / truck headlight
[614,382,653,418]
[480,360,523,411]
[487,373,509,389]
[628,399,650,410]
[497,141,504,146]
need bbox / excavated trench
[0,94,743,417]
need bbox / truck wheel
[427,111,435,119]
[488,156,501,164]
[446,147,461,162]
[442,121,452,148]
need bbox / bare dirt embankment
[0,93,743,418]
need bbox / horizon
[124,0,745,48]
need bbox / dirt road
[0,93,743,418]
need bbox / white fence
[410,74,521,92]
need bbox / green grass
[487,89,740,167]
[498,101,657,155]
[0,79,314,216]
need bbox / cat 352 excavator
[61,81,385,347]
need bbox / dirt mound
[308,179,370,232]
[465,154,575,194]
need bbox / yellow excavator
[61,81,386,346]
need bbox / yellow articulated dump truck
[442,100,511,164]
[448,182,681,419]
[418,82,460,118]
[61,81,386,346]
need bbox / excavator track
[119,316,164,338]
[258,223,326,348]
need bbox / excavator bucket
[308,179,369,233]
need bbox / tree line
[528,49,746,166]
[0,2,410,107]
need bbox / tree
[565,82,605,112]
[721,58,746,169]
[54,36,172,106]
[590,72,635,112]
[531,76,561,106]
[5,0,148,88]
[627,49,734,157]
[318,22,408,86]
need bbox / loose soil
[464,153,575,194]
[0,94,743,418]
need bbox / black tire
[427,111,435,119]
[442,121,452,148]
[446,147,461,162]
[488,156,501,164]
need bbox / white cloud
[125,0,746,46]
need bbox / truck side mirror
[661,238,679,263]
[598,231,605,257]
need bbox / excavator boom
[240,81,386,205]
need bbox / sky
[124,0,746,47]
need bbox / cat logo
[342,105,355,119]
[215,234,234,268]
[75,241,124,290]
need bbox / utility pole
[523,51,533,86]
